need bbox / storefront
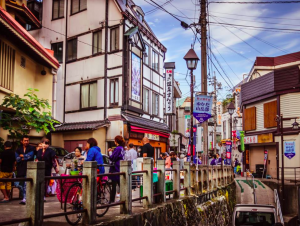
[244,133,277,179]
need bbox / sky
[134,0,300,101]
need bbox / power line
[210,11,300,21]
[209,1,300,4]
[210,37,253,62]
[145,0,182,22]
[211,17,266,56]
[145,0,173,15]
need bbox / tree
[0,88,58,149]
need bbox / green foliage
[221,94,235,113]
[0,88,58,147]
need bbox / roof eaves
[0,6,59,69]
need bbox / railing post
[190,164,196,195]
[173,161,181,199]
[25,161,45,226]
[120,160,132,214]
[82,161,97,225]
[156,160,166,203]
[143,158,153,208]
[183,162,191,196]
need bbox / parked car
[232,204,281,226]
[48,146,69,166]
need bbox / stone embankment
[96,182,236,226]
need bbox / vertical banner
[284,141,296,159]
[165,69,174,114]
[193,95,213,123]
[131,53,141,102]
[240,131,245,151]
[226,141,232,165]
[262,150,268,178]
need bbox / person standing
[109,135,125,203]
[216,153,222,165]
[210,155,217,166]
[0,141,16,203]
[85,138,105,174]
[15,135,35,205]
[141,137,154,158]
[125,143,137,170]
[36,138,59,199]
[162,153,171,169]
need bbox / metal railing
[274,189,284,224]
[278,167,300,184]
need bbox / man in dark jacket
[142,137,154,158]
[15,135,35,205]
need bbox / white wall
[280,92,300,128]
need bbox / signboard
[144,133,159,141]
[131,53,141,102]
[244,135,258,144]
[165,69,174,114]
[226,141,232,165]
[193,95,213,123]
[284,141,295,159]
[258,133,273,143]
[185,115,191,137]
[217,102,222,125]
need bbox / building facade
[241,52,300,179]
[29,0,169,157]
[0,1,59,143]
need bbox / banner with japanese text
[165,69,174,114]
[131,53,141,102]
[226,141,232,165]
[193,95,213,123]
[284,141,295,159]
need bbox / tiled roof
[0,6,59,69]
[255,51,300,67]
[123,114,170,132]
[54,120,110,132]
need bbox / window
[144,44,149,65]
[93,31,102,54]
[110,27,119,51]
[52,0,64,20]
[143,88,149,112]
[0,40,15,91]
[67,38,77,61]
[110,79,119,105]
[71,0,87,14]
[152,93,159,116]
[152,50,159,71]
[51,42,63,63]
[264,101,277,128]
[81,82,97,109]
[244,107,256,131]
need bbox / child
[236,163,241,175]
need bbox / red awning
[130,126,169,138]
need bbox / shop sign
[284,141,295,159]
[244,135,258,144]
[258,133,273,143]
[193,95,213,123]
[165,69,174,114]
[225,141,232,165]
[144,133,159,141]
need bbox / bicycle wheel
[64,183,83,225]
[96,180,111,217]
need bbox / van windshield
[235,211,275,226]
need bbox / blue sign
[284,141,295,159]
[193,95,213,123]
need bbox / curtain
[89,83,97,107]
[81,84,89,108]
[80,0,87,10]
[115,79,119,103]
[93,32,97,54]
[111,29,116,51]
[71,0,79,14]
[53,0,59,19]
[59,0,64,18]
[110,81,115,104]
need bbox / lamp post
[183,48,199,161]
[275,115,299,210]
[227,102,235,141]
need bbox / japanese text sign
[193,95,213,123]
[165,69,173,114]
[284,141,295,159]
[226,141,232,165]
[244,135,257,144]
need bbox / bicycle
[64,171,111,225]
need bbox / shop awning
[130,126,169,138]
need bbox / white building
[29,0,170,156]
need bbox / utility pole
[200,0,208,158]
[190,70,194,161]
[213,74,217,154]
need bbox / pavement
[0,185,177,226]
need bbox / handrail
[97,172,125,177]
[165,169,177,172]
[0,178,33,182]
[132,170,148,174]
[43,209,87,219]
[132,196,148,202]
[96,201,125,209]
[246,169,256,204]
[45,175,88,180]
[274,189,284,224]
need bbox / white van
[232,204,282,226]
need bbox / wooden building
[241,52,300,179]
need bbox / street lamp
[227,102,235,141]
[184,48,199,161]
[275,114,299,211]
